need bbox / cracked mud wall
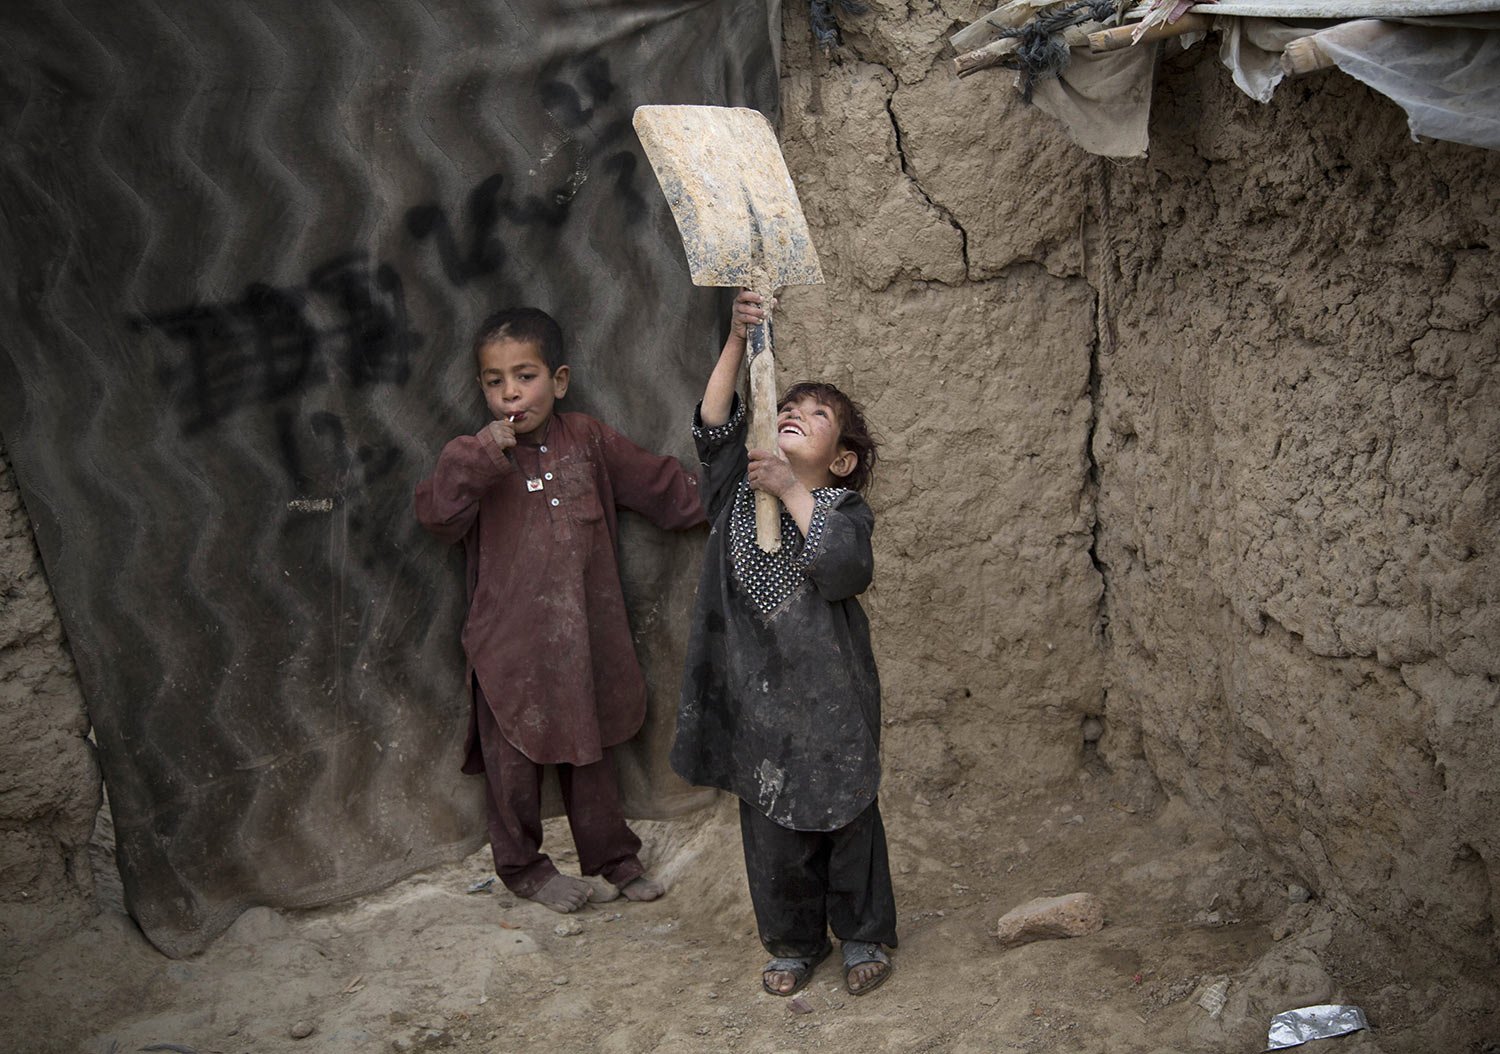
[1089,53,1500,980]
[773,7,1105,797]
[774,0,1500,995]
[0,439,100,949]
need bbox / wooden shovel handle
[747,319,782,553]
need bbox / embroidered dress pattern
[691,401,745,448]
[727,481,846,616]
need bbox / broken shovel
[633,104,824,552]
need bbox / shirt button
[539,445,548,453]
[550,498,559,507]
[544,472,553,480]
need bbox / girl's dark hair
[779,381,879,493]
[472,308,564,372]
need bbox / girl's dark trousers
[738,798,899,959]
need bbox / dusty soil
[5,764,1425,1054]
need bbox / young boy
[416,308,705,913]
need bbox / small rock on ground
[995,892,1104,947]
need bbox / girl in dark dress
[673,291,896,997]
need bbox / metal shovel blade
[632,105,823,291]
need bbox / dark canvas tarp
[0,0,776,957]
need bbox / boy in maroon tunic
[415,308,705,913]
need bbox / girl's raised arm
[701,290,771,425]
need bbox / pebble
[914,794,932,807]
[553,976,570,986]
[788,995,814,1015]
[995,892,1104,947]
[554,918,583,937]
[1288,883,1312,903]
[289,1020,315,1040]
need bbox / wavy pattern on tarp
[0,0,776,957]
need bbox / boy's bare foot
[763,965,802,995]
[618,875,665,902]
[842,941,892,996]
[760,948,829,997]
[586,878,620,903]
[527,874,592,913]
[847,958,889,994]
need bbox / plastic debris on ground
[1265,1004,1371,1050]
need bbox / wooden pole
[951,0,1034,53]
[954,23,1100,78]
[954,36,1022,78]
[1281,35,1336,75]
[1088,12,1210,52]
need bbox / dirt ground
[5,762,1426,1054]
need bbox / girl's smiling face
[476,337,569,434]
[776,395,855,486]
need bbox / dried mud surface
[7,776,1397,1054]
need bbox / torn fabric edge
[1219,16,1500,149]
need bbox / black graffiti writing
[138,47,652,438]
[404,174,507,287]
[138,253,421,434]
[405,50,644,268]
[308,254,419,387]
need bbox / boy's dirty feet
[761,947,830,996]
[527,874,592,913]
[586,874,664,903]
[619,875,665,902]
[842,940,892,996]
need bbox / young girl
[672,291,896,997]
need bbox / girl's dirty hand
[731,290,776,341]
[485,418,517,452]
[747,448,797,497]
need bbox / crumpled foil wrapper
[1266,1004,1370,1050]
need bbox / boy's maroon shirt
[415,411,705,767]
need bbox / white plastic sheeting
[1025,14,1500,154]
[1187,1,1500,15]
[1287,19,1500,148]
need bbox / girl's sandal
[842,940,892,996]
[761,947,830,997]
